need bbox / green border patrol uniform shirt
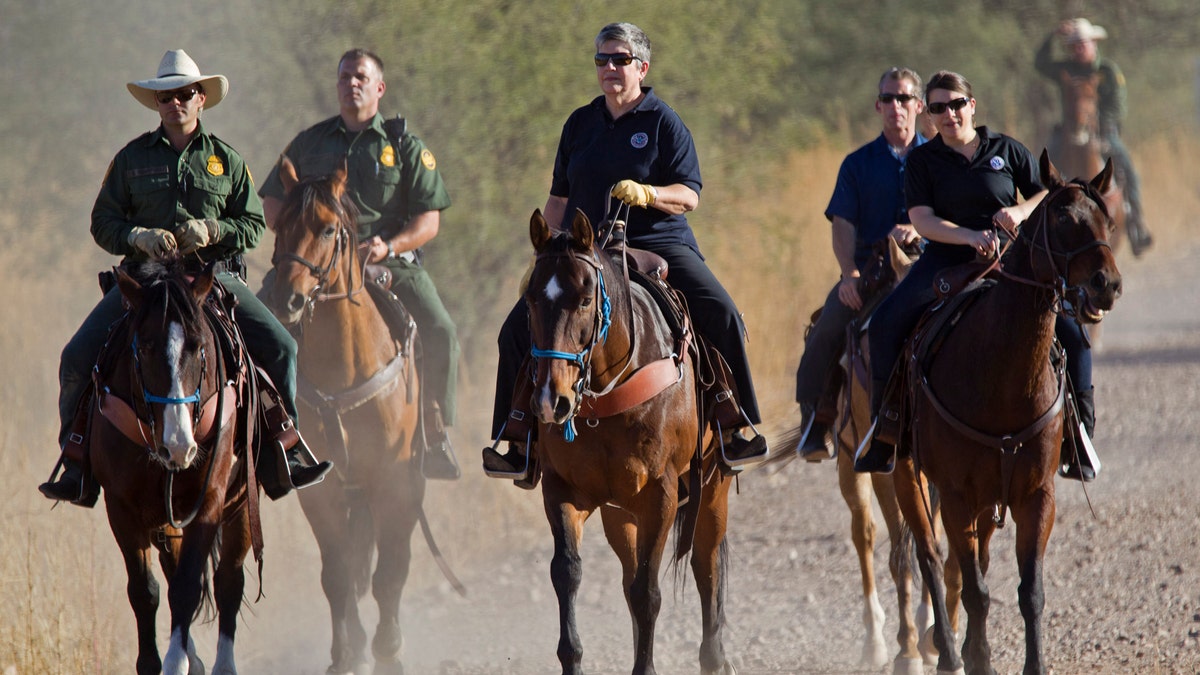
[259,114,451,241]
[92,121,265,262]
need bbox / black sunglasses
[594,53,639,67]
[877,93,918,105]
[156,88,201,105]
[927,97,970,115]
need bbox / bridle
[528,246,613,441]
[994,180,1111,321]
[271,190,368,323]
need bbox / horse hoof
[892,655,923,675]
[861,638,888,669]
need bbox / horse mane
[278,173,362,250]
[124,259,206,335]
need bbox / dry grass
[1,135,1195,673]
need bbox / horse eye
[323,225,337,238]
[580,296,593,309]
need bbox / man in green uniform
[1036,17,1153,256]
[259,48,461,480]
[39,50,331,505]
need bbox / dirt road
[215,240,1200,675]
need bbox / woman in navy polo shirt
[855,70,1099,481]
[483,21,766,482]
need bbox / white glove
[611,180,658,208]
[127,227,178,259]
[175,218,221,254]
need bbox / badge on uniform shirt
[206,155,225,176]
[989,156,1005,171]
[380,145,396,167]
[630,132,649,149]
[421,149,437,170]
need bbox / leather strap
[97,383,237,449]
[578,355,685,419]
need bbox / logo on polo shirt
[630,132,649,149]
[990,156,1005,171]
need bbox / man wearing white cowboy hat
[1036,17,1154,256]
[40,49,332,506]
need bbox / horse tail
[189,531,220,624]
[347,486,375,599]
[893,484,941,596]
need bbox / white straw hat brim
[127,50,228,110]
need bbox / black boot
[853,410,899,474]
[287,435,333,490]
[1127,214,1153,258]
[481,442,538,489]
[721,428,768,467]
[38,457,99,506]
[1060,387,1099,482]
[422,431,461,481]
[796,402,834,462]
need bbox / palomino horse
[90,260,256,675]
[264,160,458,675]
[525,208,736,675]
[895,153,1121,675]
[1048,70,1126,253]
[831,237,952,674]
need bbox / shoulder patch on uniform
[206,155,225,176]
[380,144,396,167]
[1115,71,1125,87]
[420,148,436,170]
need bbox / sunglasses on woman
[594,53,640,67]
[927,97,970,115]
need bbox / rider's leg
[390,262,461,480]
[225,273,331,489]
[39,289,126,503]
[482,300,536,479]
[1105,133,1152,256]
[1056,316,1099,481]
[655,245,767,462]
[856,262,939,473]
[795,284,855,461]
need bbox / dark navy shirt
[550,87,702,252]
[825,133,927,270]
[905,126,1044,261]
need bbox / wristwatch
[386,241,397,260]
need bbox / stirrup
[1059,424,1101,482]
[718,421,768,470]
[482,429,532,479]
[852,420,896,474]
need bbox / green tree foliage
[2,0,1197,353]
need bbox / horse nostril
[287,292,306,313]
[553,395,573,421]
[1089,271,1108,292]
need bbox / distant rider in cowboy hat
[1036,17,1153,256]
[39,49,331,505]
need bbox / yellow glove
[175,218,221,254]
[611,180,657,208]
[127,227,178,259]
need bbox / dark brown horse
[90,260,255,675]
[525,208,735,675]
[894,154,1121,675]
[264,160,455,675]
[1048,71,1126,254]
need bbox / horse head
[115,260,217,471]
[525,209,616,430]
[265,157,360,325]
[1013,151,1122,323]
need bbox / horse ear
[116,267,143,308]
[570,209,593,252]
[191,262,216,304]
[333,161,349,195]
[530,209,552,251]
[1092,157,1115,195]
[279,155,299,195]
[1039,149,1063,188]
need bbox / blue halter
[132,333,203,406]
[529,257,612,442]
